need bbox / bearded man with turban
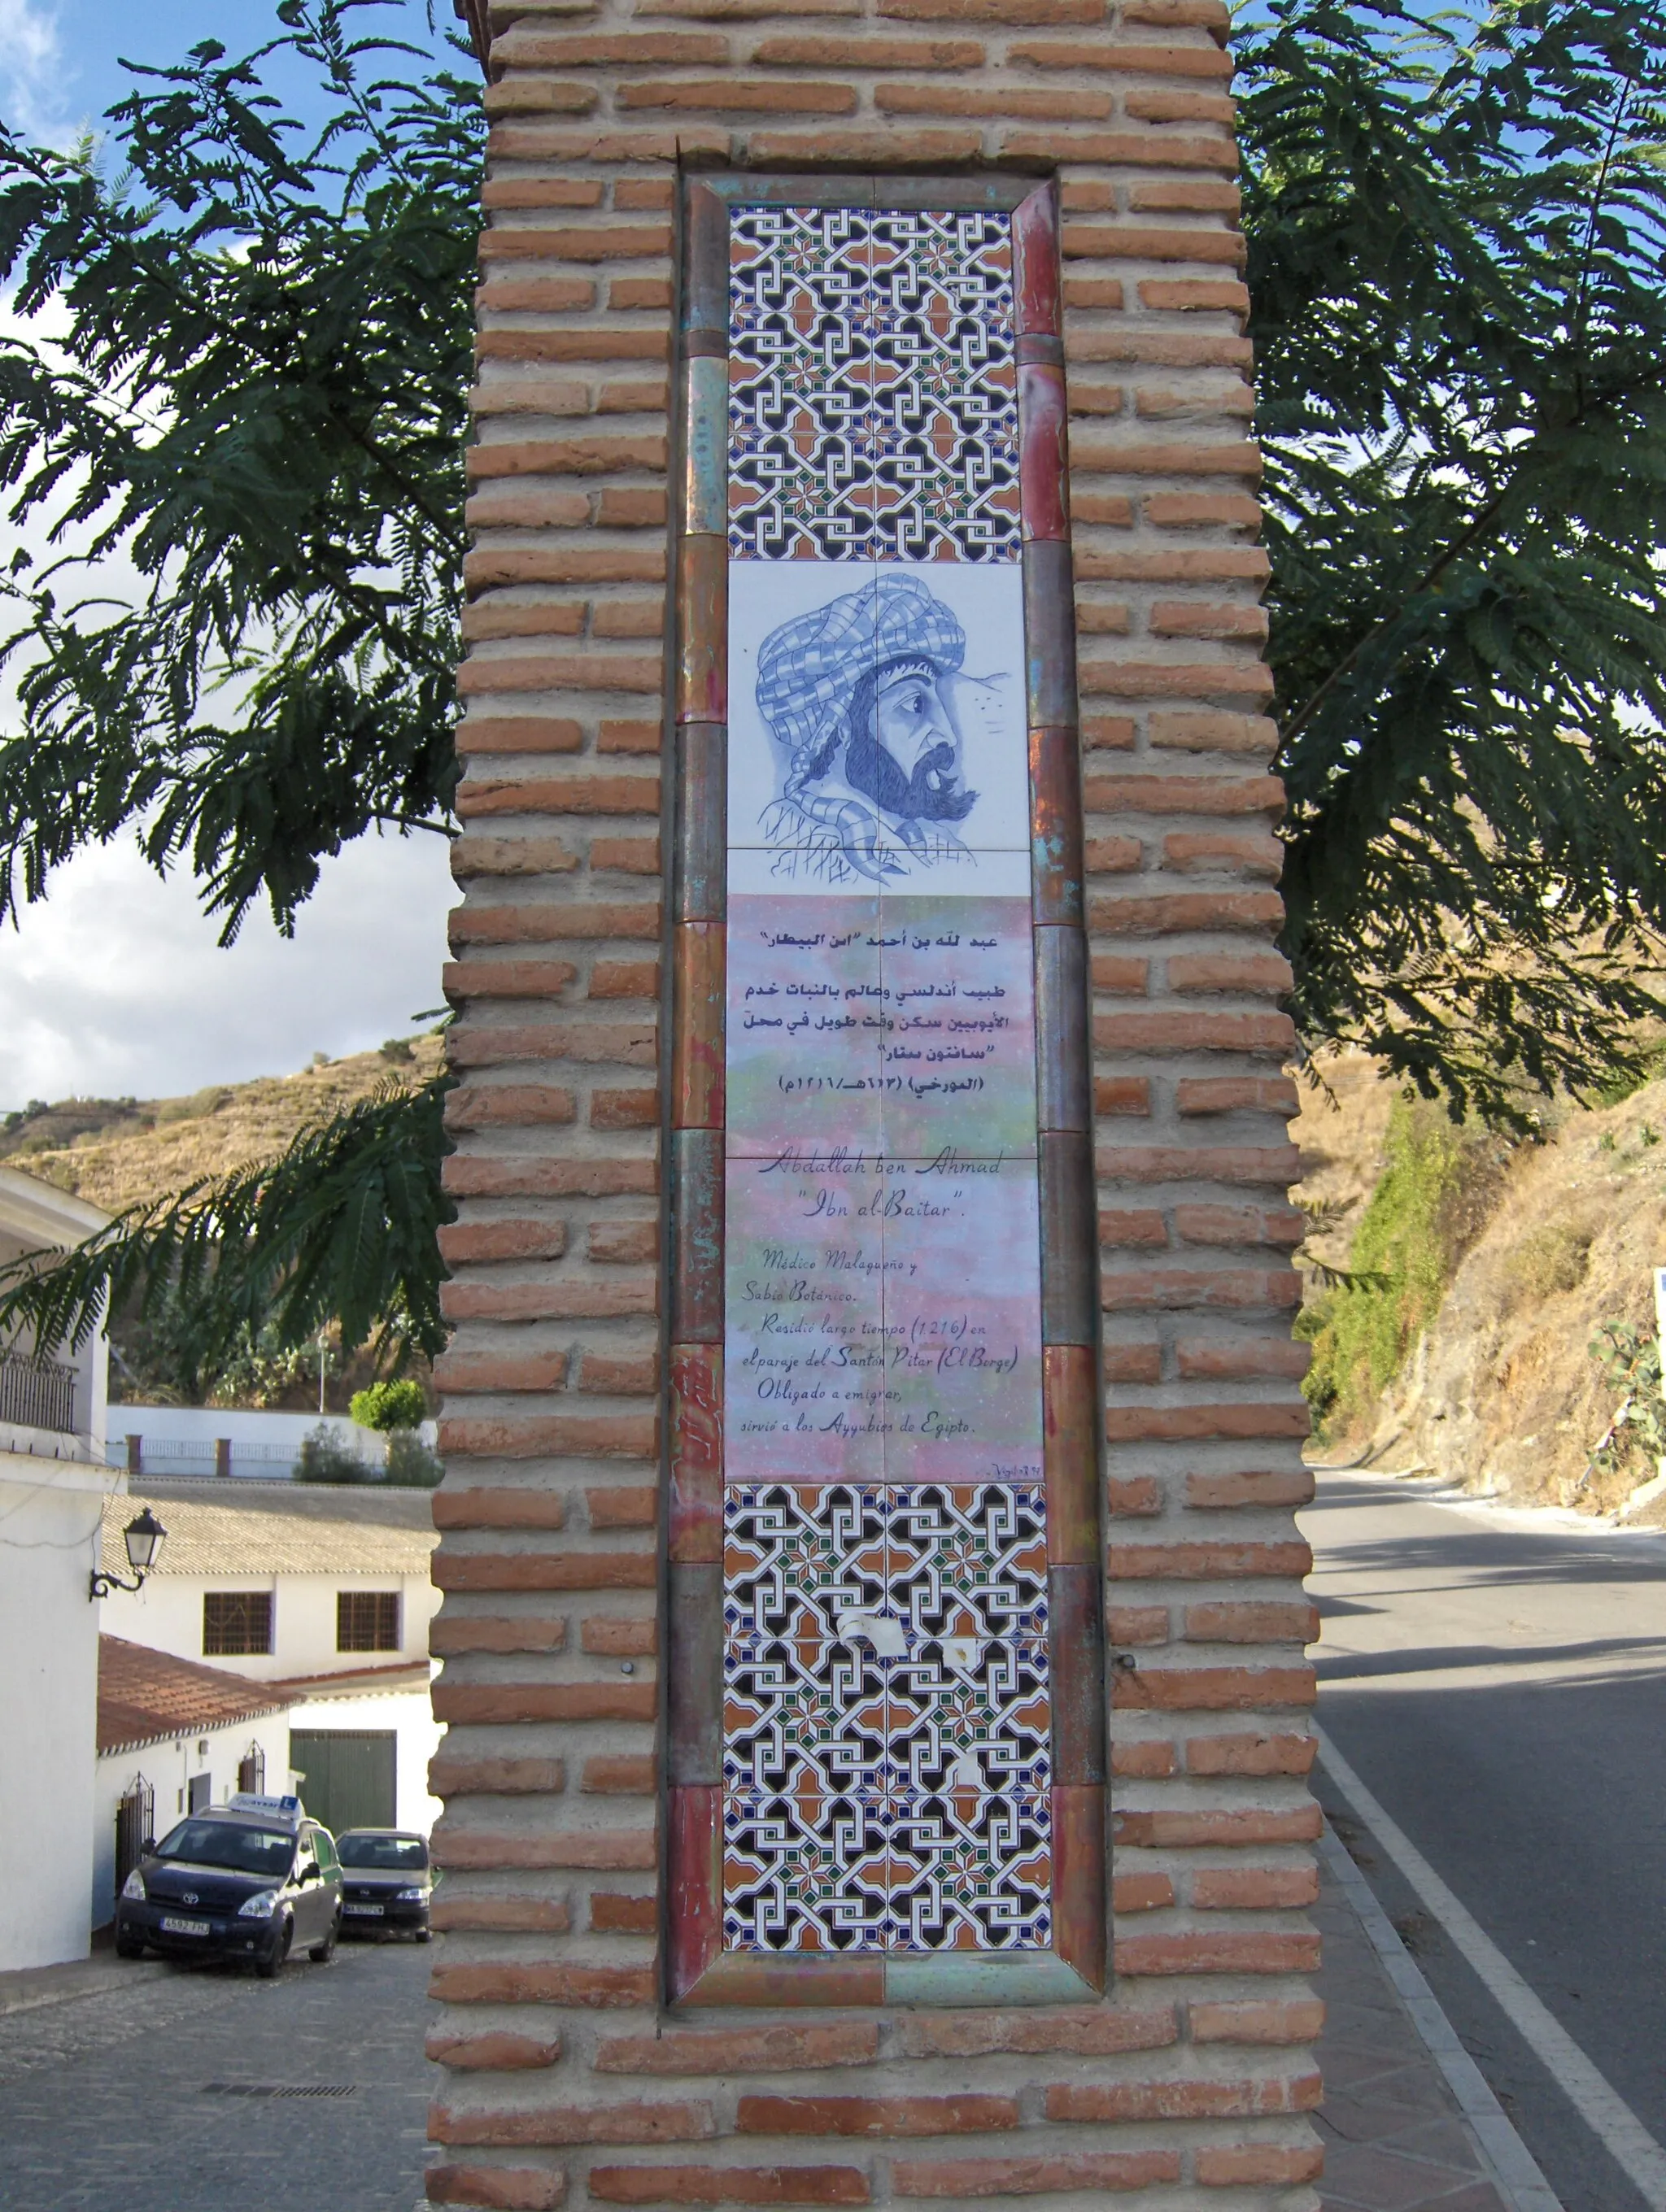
[754,572,998,885]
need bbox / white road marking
[1319,1727,1666,2210]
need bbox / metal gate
[114,1776,154,1898]
[289,1729,397,1835]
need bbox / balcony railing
[0,1350,76,1435]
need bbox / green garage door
[290,1729,397,1835]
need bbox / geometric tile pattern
[722,1483,1051,1951]
[729,206,1021,564]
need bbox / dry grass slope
[8,1036,445,1214]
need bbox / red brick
[443,1160,658,1204]
[590,2171,870,2206]
[875,81,1113,117]
[1100,1265,1302,1310]
[737,2097,1018,2137]
[591,1892,658,1933]
[1108,1476,1161,1517]
[1192,1998,1326,2044]
[1174,1205,1302,1248]
[1112,1739,1176,1778]
[430,1617,567,1657]
[1093,1010,1294,1052]
[447,1086,576,1127]
[596,2026,879,2075]
[451,908,660,948]
[1103,1343,1162,1383]
[894,2010,1178,2057]
[478,221,671,260]
[1126,87,1236,121]
[434,1488,569,1531]
[1186,1467,1315,1508]
[750,33,984,63]
[1196,2145,1324,2186]
[431,1825,655,1874]
[1011,37,1232,75]
[620,76,856,111]
[1107,1404,1311,1442]
[593,837,663,873]
[879,0,1103,20]
[1109,1539,1311,1580]
[426,2030,562,2070]
[1113,1872,1175,1913]
[1099,1208,1167,1248]
[1193,1866,1319,1909]
[1091,955,1149,992]
[592,1086,660,1128]
[1186,1731,1317,1776]
[1169,951,1291,994]
[583,1615,657,1655]
[1139,276,1249,312]
[1151,599,1267,641]
[432,2101,716,2147]
[1095,1078,1151,1116]
[587,1483,657,1526]
[430,1757,567,1796]
[1112,1666,1316,1711]
[891,2153,1180,2197]
[1046,2073,1322,2120]
[591,960,660,998]
[431,1963,656,2005]
[1088,890,1284,934]
[435,1352,570,1394]
[1106,1605,1167,1645]
[744,128,983,163]
[439,1219,569,1264]
[1177,1337,1310,1380]
[1184,1600,1319,1643]
[579,1353,660,1396]
[436,1403,656,1446]
[469,437,666,480]
[1114,1807,1324,1848]
[589,1221,660,1264]
[1084,837,1142,873]
[1115,1931,1319,1974]
[1084,773,1283,816]
[432,1682,656,1724]
[427,2166,565,2210]
[583,1754,657,1794]
[430,1896,570,1935]
[1175,1075,1299,1116]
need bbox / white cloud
[0,0,63,140]
[0,826,454,1107]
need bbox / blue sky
[0,0,463,1110]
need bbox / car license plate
[160,1915,211,1936]
[344,1903,383,1917]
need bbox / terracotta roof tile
[98,1635,296,1755]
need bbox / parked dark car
[336,1829,433,1938]
[114,1794,342,1976]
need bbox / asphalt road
[1306,1470,1666,2212]
[0,1931,436,2210]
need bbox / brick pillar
[430,6,1320,2210]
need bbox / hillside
[1294,1054,1666,1517]
[2,1034,444,1214]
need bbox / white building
[96,1480,443,1840]
[0,1168,116,1972]
[94,1635,298,1926]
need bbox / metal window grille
[114,1775,153,1895]
[0,1349,75,1434]
[336,1591,400,1652]
[203,1591,273,1656]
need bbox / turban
[756,572,966,767]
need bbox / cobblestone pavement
[0,1933,436,2211]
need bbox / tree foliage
[5,0,1666,1365]
[1239,0,1666,1119]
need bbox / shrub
[294,1423,376,1483]
[350,1378,427,1432]
[383,1428,443,1487]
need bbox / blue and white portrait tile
[727,559,1030,896]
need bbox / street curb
[0,1956,172,2018]
[1318,1818,1565,2212]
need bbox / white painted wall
[91,1703,295,1928]
[102,1406,438,1480]
[0,1169,111,1468]
[98,1569,440,1685]
[286,1682,443,1837]
[0,1455,110,1970]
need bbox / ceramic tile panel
[729,207,1019,564]
[713,196,1059,1961]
